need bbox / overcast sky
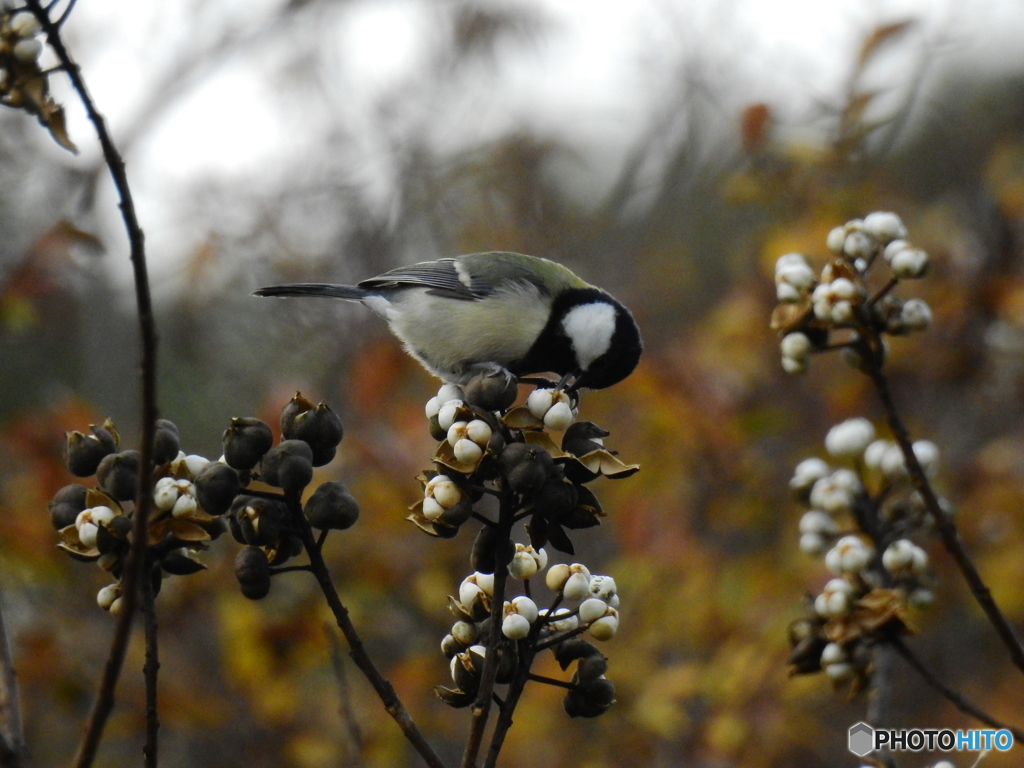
[37,0,1024,285]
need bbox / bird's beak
[557,369,583,393]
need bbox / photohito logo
[848,722,1014,756]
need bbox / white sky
[36,0,1024,286]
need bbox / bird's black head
[517,288,643,390]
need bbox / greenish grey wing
[358,258,483,300]
[457,252,592,296]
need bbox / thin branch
[23,3,161,766]
[534,625,588,652]
[863,341,1024,675]
[526,673,573,691]
[281,491,446,768]
[889,637,1024,741]
[268,565,313,575]
[867,277,898,308]
[482,645,535,768]
[0,596,28,768]
[866,643,895,768]
[141,568,159,768]
[460,496,514,768]
[54,0,78,27]
[324,625,364,768]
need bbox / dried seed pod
[260,439,314,495]
[195,463,241,515]
[561,421,609,457]
[434,685,475,708]
[96,450,141,502]
[64,430,115,477]
[304,481,360,531]
[499,443,552,496]
[152,419,181,465]
[269,533,304,566]
[234,497,285,548]
[464,370,518,412]
[161,551,206,576]
[234,546,271,599]
[533,478,578,520]
[563,677,615,718]
[439,497,474,528]
[441,633,465,658]
[49,484,88,529]
[470,525,515,575]
[281,394,344,466]
[553,637,604,669]
[222,417,273,471]
[576,654,609,683]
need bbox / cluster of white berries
[795,419,940,648]
[824,535,873,576]
[526,388,576,431]
[508,543,547,579]
[811,275,865,326]
[426,383,468,429]
[775,212,934,375]
[545,564,620,641]
[793,418,942,558]
[775,253,816,303]
[1,9,43,66]
[422,474,465,521]
[820,641,856,682]
[75,504,118,555]
[425,383,496,465]
[447,559,621,648]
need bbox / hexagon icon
[848,722,874,757]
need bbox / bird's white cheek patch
[561,302,617,370]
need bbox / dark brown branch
[482,642,536,768]
[890,637,1024,740]
[268,565,313,575]
[324,625,364,768]
[281,491,445,768]
[867,277,899,308]
[460,495,514,768]
[54,0,78,27]
[0,597,28,768]
[534,625,588,652]
[525,673,573,690]
[863,342,1024,675]
[141,568,159,768]
[23,3,161,766]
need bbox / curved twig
[281,492,446,768]
[22,3,161,767]
[460,494,513,768]
[863,340,1024,676]
[142,567,160,768]
[890,637,1024,740]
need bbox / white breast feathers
[561,302,617,370]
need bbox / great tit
[254,251,642,390]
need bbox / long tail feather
[253,283,369,301]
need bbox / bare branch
[460,494,514,768]
[890,637,1024,740]
[281,491,446,768]
[22,3,161,766]
[863,342,1024,675]
[324,625,364,768]
[142,568,160,768]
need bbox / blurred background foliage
[2,1,1024,766]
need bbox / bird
[254,251,642,391]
